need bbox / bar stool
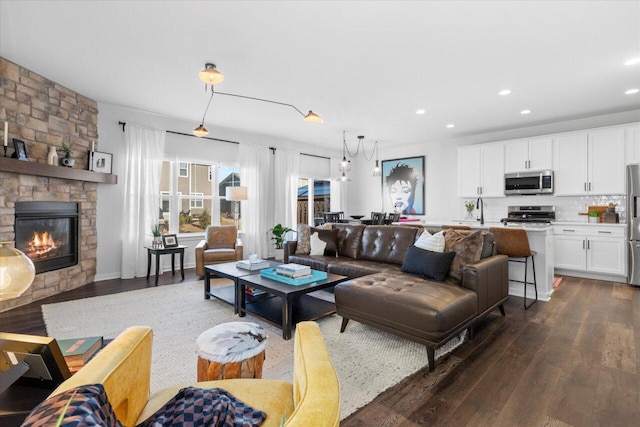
[489,227,537,309]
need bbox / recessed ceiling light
[624,57,640,66]
[625,88,639,95]
[416,109,426,115]
[520,110,531,115]
[446,124,455,128]
[498,89,511,96]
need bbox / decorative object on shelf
[464,201,475,219]
[588,210,600,223]
[11,138,28,161]
[3,121,8,157]
[162,234,179,248]
[151,224,162,248]
[58,142,75,167]
[338,131,380,181]
[270,223,294,261]
[381,156,425,215]
[88,150,113,174]
[0,242,36,300]
[225,186,248,230]
[47,145,59,165]
[603,203,619,223]
[193,62,322,137]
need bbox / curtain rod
[117,121,330,160]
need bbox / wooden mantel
[0,156,118,184]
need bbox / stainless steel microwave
[504,170,554,195]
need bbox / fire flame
[27,231,61,257]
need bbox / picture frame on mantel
[12,138,28,161]
[88,150,113,174]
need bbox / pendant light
[373,142,381,177]
[193,88,215,137]
[338,131,380,179]
[198,63,224,86]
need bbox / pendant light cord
[343,130,378,161]
[200,87,215,125]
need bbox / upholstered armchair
[195,225,243,277]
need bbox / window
[297,178,331,225]
[178,162,189,177]
[159,160,240,234]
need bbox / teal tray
[259,268,328,285]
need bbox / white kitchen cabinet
[457,144,504,198]
[554,226,626,276]
[504,137,553,173]
[553,129,625,196]
[625,125,640,164]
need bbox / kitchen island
[421,220,555,302]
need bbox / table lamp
[0,242,35,300]
[226,186,248,230]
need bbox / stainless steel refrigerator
[628,164,640,285]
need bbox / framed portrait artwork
[381,156,425,215]
[162,234,179,248]
[88,150,113,174]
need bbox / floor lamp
[226,186,248,232]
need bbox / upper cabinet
[553,128,625,196]
[625,125,640,164]
[504,137,553,173]
[457,144,504,198]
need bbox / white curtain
[330,156,345,212]
[239,143,271,259]
[121,123,166,278]
[274,148,300,231]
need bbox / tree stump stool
[195,322,267,381]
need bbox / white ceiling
[1,1,639,151]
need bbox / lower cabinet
[554,226,626,276]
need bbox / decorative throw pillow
[444,229,484,281]
[414,230,445,252]
[401,245,456,281]
[311,227,339,257]
[295,224,311,255]
[309,231,327,256]
[315,223,334,230]
[22,384,124,427]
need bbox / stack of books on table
[57,336,103,373]
[236,259,270,271]
[276,263,312,278]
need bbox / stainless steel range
[500,205,556,224]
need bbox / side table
[145,245,186,285]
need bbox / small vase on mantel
[47,146,58,165]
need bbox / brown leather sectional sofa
[284,223,509,371]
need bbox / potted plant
[588,210,600,223]
[464,201,475,220]
[58,142,75,167]
[270,224,293,261]
[151,224,162,247]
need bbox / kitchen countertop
[417,219,626,231]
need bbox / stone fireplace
[0,57,102,312]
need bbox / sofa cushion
[327,258,402,278]
[333,224,366,259]
[414,230,445,252]
[444,229,484,281]
[359,225,419,265]
[288,254,331,271]
[401,245,456,281]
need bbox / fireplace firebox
[14,202,79,274]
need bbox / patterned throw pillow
[22,384,124,427]
[443,229,484,281]
[295,224,311,254]
[414,230,445,252]
[310,231,327,256]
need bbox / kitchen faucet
[476,197,484,225]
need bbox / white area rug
[42,280,465,419]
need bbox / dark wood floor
[2,273,638,426]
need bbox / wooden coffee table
[204,261,281,313]
[237,271,347,340]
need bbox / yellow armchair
[195,225,243,277]
[49,322,340,427]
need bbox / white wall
[95,102,340,281]
[346,110,640,221]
